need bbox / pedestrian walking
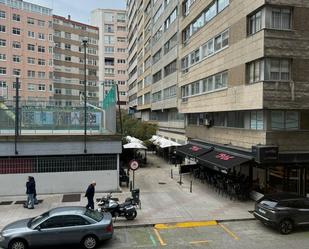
[31,177,39,205]
[85,181,96,209]
[25,176,35,209]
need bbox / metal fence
[0,154,117,174]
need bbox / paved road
[49,220,309,249]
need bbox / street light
[82,38,88,154]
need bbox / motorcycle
[97,193,137,220]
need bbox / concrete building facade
[0,0,53,102]
[53,15,99,106]
[90,9,128,108]
[127,0,186,144]
[178,0,309,196]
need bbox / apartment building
[127,0,186,144]
[0,0,53,102]
[177,0,309,196]
[53,15,99,106]
[91,9,128,108]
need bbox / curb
[113,217,257,229]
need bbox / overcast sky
[27,0,126,24]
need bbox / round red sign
[129,160,139,171]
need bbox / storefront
[176,139,309,198]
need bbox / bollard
[179,173,182,185]
[171,168,173,179]
[190,180,193,193]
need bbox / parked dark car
[254,193,309,234]
[0,206,113,249]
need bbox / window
[153,26,163,44]
[164,33,177,54]
[183,0,196,16]
[0,54,6,61]
[0,67,6,75]
[40,216,64,229]
[118,81,126,85]
[152,91,162,103]
[117,59,126,64]
[271,111,299,130]
[117,48,126,53]
[28,84,35,91]
[49,34,53,41]
[248,10,262,35]
[153,4,163,23]
[105,47,114,53]
[190,49,200,65]
[0,25,5,33]
[12,14,20,21]
[27,70,35,78]
[0,39,6,47]
[191,81,200,95]
[0,81,7,88]
[104,24,114,33]
[12,27,21,35]
[227,112,245,128]
[153,70,162,83]
[27,17,35,24]
[0,11,5,19]
[250,111,264,130]
[38,20,45,27]
[163,85,177,99]
[38,59,45,65]
[105,13,114,22]
[182,0,229,43]
[248,59,264,83]
[28,44,35,51]
[271,8,291,30]
[13,55,21,63]
[164,60,177,77]
[64,32,71,39]
[38,46,45,53]
[117,37,126,42]
[38,72,45,78]
[153,49,161,64]
[117,26,126,31]
[105,68,114,75]
[61,215,89,227]
[65,44,71,50]
[267,59,290,81]
[38,33,45,40]
[164,7,177,31]
[28,31,35,38]
[117,13,126,23]
[28,57,35,64]
[118,70,126,75]
[213,112,226,127]
[65,56,71,62]
[104,35,114,44]
[54,30,61,37]
[181,56,189,73]
[13,68,21,76]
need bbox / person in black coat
[85,181,96,209]
[26,176,35,209]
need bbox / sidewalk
[0,153,254,229]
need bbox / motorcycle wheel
[125,210,137,220]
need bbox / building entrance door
[287,168,302,195]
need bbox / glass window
[227,112,244,128]
[61,215,89,227]
[0,11,5,19]
[40,216,64,229]
[271,111,285,129]
[285,111,299,129]
[0,39,6,47]
[250,111,264,130]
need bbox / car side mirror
[35,226,41,231]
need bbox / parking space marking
[189,240,210,244]
[153,228,167,246]
[155,220,218,230]
[218,223,240,240]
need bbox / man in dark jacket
[85,181,96,209]
[26,176,35,209]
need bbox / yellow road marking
[153,228,167,246]
[189,240,210,244]
[219,223,240,240]
[155,220,217,230]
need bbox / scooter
[97,193,137,220]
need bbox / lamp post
[82,38,88,154]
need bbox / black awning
[198,150,251,173]
[176,144,213,158]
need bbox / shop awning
[197,150,251,173]
[176,144,213,158]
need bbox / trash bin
[131,188,140,200]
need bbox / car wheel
[9,239,27,249]
[82,235,98,249]
[279,219,294,234]
[125,210,137,220]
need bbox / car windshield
[260,199,278,208]
[84,209,104,222]
[29,212,50,229]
